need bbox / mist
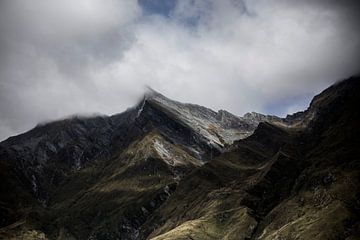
[0,0,359,140]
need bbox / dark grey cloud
[0,0,359,140]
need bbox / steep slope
[251,77,360,240]
[0,88,275,239]
[0,116,116,205]
[139,122,301,240]
[44,131,202,239]
[139,77,360,240]
[0,77,358,240]
[0,87,272,203]
[142,88,263,148]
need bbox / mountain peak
[1,77,359,239]
[143,86,167,100]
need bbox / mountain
[0,76,359,240]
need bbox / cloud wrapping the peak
[0,0,359,140]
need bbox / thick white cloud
[1,0,140,39]
[0,0,359,140]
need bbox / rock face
[0,116,115,204]
[143,88,258,147]
[0,88,276,206]
[0,76,359,240]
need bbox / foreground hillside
[0,77,359,239]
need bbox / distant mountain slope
[0,76,359,240]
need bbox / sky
[0,0,360,140]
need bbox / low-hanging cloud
[0,0,359,140]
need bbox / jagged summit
[0,84,287,211]
[0,76,359,239]
[138,87,259,148]
[143,86,166,100]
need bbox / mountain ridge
[0,76,359,239]
[0,86,285,206]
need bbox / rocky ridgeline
[0,88,288,204]
[2,77,358,240]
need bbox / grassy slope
[144,78,360,240]
[253,78,360,240]
[0,152,47,239]
[1,77,359,240]
[141,123,300,240]
[43,131,201,239]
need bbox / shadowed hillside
[0,77,359,239]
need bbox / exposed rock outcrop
[0,77,359,240]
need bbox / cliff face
[0,77,359,240]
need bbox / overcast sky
[0,0,359,140]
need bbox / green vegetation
[0,77,359,239]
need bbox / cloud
[0,0,359,140]
[0,0,142,139]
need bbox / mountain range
[0,76,359,240]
